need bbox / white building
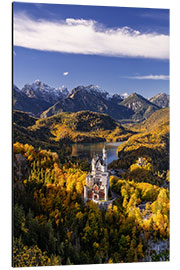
[84,146,111,207]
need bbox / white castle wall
[84,146,111,208]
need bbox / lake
[71,141,124,164]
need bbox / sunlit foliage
[13,141,169,266]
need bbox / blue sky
[13,2,169,98]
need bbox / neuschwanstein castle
[84,146,113,209]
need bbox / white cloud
[14,13,169,59]
[63,72,69,76]
[127,74,169,80]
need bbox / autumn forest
[13,106,169,267]
[12,2,171,267]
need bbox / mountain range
[13,80,169,121]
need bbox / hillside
[149,93,169,108]
[118,120,169,170]
[13,142,169,266]
[120,92,160,121]
[13,111,71,161]
[13,110,134,146]
[109,108,169,186]
[13,110,38,127]
[127,107,169,132]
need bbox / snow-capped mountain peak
[86,84,108,95]
[121,92,129,99]
[79,84,109,98]
[21,80,69,104]
[56,85,69,97]
[31,80,55,93]
[67,84,110,100]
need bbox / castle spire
[91,155,96,171]
[102,145,107,172]
[102,144,107,161]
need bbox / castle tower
[91,156,96,171]
[102,145,107,161]
[104,185,108,201]
[84,185,88,203]
[102,145,107,171]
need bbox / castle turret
[103,145,107,161]
[86,172,91,186]
[84,185,88,203]
[91,156,96,171]
[102,145,107,171]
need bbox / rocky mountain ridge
[13,80,169,121]
[149,92,169,108]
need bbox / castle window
[94,185,99,191]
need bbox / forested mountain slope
[13,142,169,266]
[109,108,169,186]
[13,110,134,145]
[120,93,160,121]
